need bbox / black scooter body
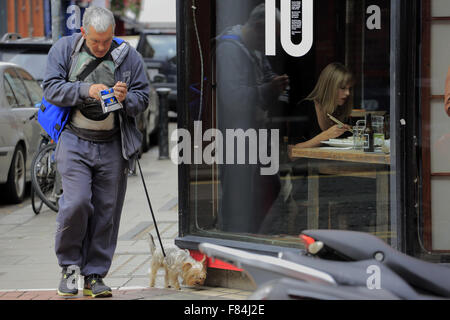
[199,241,440,300]
[302,229,450,297]
[249,277,402,300]
[279,253,421,299]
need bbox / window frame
[174,0,413,256]
[3,67,33,108]
[3,72,19,108]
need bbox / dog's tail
[148,233,156,255]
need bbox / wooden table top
[289,146,391,165]
[351,109,386,118]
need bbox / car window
[4,68,32,108]
[3,76,19,107]
[0,52,48,82]
[143,35,177,60]
[16,68,42,105]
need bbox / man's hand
[271,74,290,94]
[113,81,128,103]
[89,84,109,101]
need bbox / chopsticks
[327,113,353,133]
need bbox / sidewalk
[0,124,252,300]
[0,286,251,300]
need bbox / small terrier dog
[148,234,207,290]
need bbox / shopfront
[174,0,450,264]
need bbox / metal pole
[51,0,61,43]
[156,88,171,160]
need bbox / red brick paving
[0,291,26,300]
[0,289,142,300]
[0,286,246,301]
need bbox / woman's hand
[323,124,350,140]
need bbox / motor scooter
[297,229,450,298]
[198,230,450,300]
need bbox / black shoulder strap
[76,57,105,81]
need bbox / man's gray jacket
[42,33,150,161]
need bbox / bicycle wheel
[31,184,44,214]
[31,143,60,213]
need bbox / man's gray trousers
[54,130,128,277]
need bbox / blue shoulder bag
[37,99,71,143]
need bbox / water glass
[356,119,366,127]
[372,116,384,148]
[353,126,365,150]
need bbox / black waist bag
[38,57,106,142]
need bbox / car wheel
[6,145,26,204]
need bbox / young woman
[291,62,354,148]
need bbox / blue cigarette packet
[99,88,122,113]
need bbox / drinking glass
[353,126,365,151]
[356,119,366,127]
[372,116,384,148]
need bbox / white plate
[320,140,354,148]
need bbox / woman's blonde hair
[306,62,354,120]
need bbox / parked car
[0,62,43,203]
[0,33,52,83]
[121,35,160,152]
[0,33,159,152]
[135,29,177,118]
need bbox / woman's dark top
[288,99,350,145]
[288,99,322,144]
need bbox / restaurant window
[180,0,396,249]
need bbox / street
[0,123,251,300]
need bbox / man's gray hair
[82,6,116,34]
[247,3,280,26]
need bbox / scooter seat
[302,229,450,297]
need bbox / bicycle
[30,132,62,214]
[30,183,44,214]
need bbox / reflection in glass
[186,0,393,248]
[143,35,177,60]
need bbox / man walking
[215,3,288,233]
[42,6,149,297]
